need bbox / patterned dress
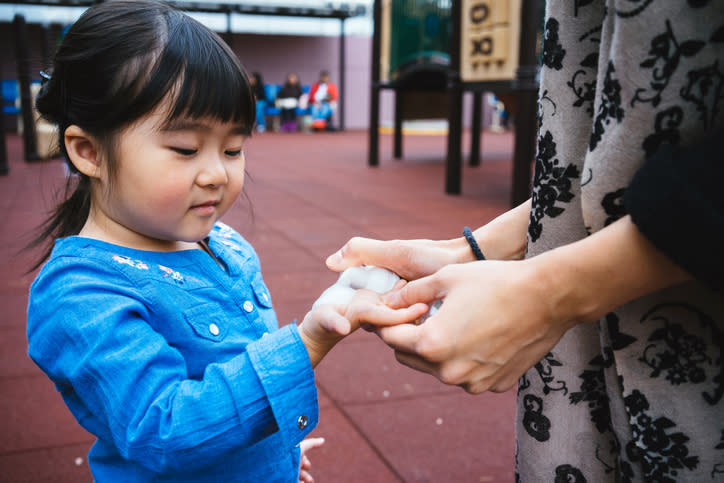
[517,1,724,481]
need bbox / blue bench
[2,79,21,116]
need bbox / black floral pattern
[570,349,614,435]
[600,188,627,226]
[529,131,580,242]
[607,312,638,351]
[590,61,624,151]
[639,303,724,405]
[624,390,699,481]
[641,106,683,158]
[632,20,705,108]
[568,52,599,117]
[680,60,724,129]
[713,431,724,477]
[554,464,587,482]
[533,352,568,395]
[614,0,655,18]
[537,89,557,129]
[542,18,566,70]
[522,394,551,442]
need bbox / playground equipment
[368,0,540,206]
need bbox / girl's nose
[197,156,228,187]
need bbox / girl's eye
[171,147,197,156]
[225,150,242,157]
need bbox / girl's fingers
[298,469,314,483]
[311,307,352,335]
[346,293,428,327]
[299,437,325,454]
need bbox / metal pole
[225,10,232,46]
[0,115,8,175]
[445,0,463,194]
[368,0,381,166]
[14,14,40,162]
[338,17,345,131]
[393,90,403,159]
[470,90,482,166]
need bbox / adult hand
[378,259,577,394]
[326,200,532,279]
[375,216,692,394]
[326,236,469,281]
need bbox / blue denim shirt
[27,222,318,482]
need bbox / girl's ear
[64,125,103,179]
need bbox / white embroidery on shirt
[112,255,149,270]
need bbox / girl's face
[86,106,247,251]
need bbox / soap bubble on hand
[313,266,441,323]
[313,266,400,307]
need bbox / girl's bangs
[148,12,255,132]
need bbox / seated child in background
[309,70,338,131]
[276,72,303,133]
[26,2,428,481]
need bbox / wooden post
[368,0,381,166]
[470,90,482,166]
[0,116,8,175]
[14,14,40,162]
[445,0,463,194]
[393,90,403,159]
[338,17,346,131]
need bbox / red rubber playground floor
[0,127,520,482]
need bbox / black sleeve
[624,128,724,293]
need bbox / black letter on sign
[472,37,494,55]
[470,3,490,24]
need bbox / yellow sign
[460,0,521,82]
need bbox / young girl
[26,2,427,481]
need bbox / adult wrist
[528,247,600,329]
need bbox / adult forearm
[534,215,692,326]
[472,199,530,262]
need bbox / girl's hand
[298,289,428,368]
[298,437,325,483]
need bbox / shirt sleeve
[624,127,724,293]
[27,257,318,474]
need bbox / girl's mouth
[191,200,219,215]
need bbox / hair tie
[462,226,486,261]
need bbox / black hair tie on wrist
[462,226,486,261]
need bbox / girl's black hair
[29,0,255,271]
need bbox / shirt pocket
[182,303,229,342]
[251,273,273,308]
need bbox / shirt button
[243,300,254,312]
[208,323,220,336]
[297,415,308,429]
